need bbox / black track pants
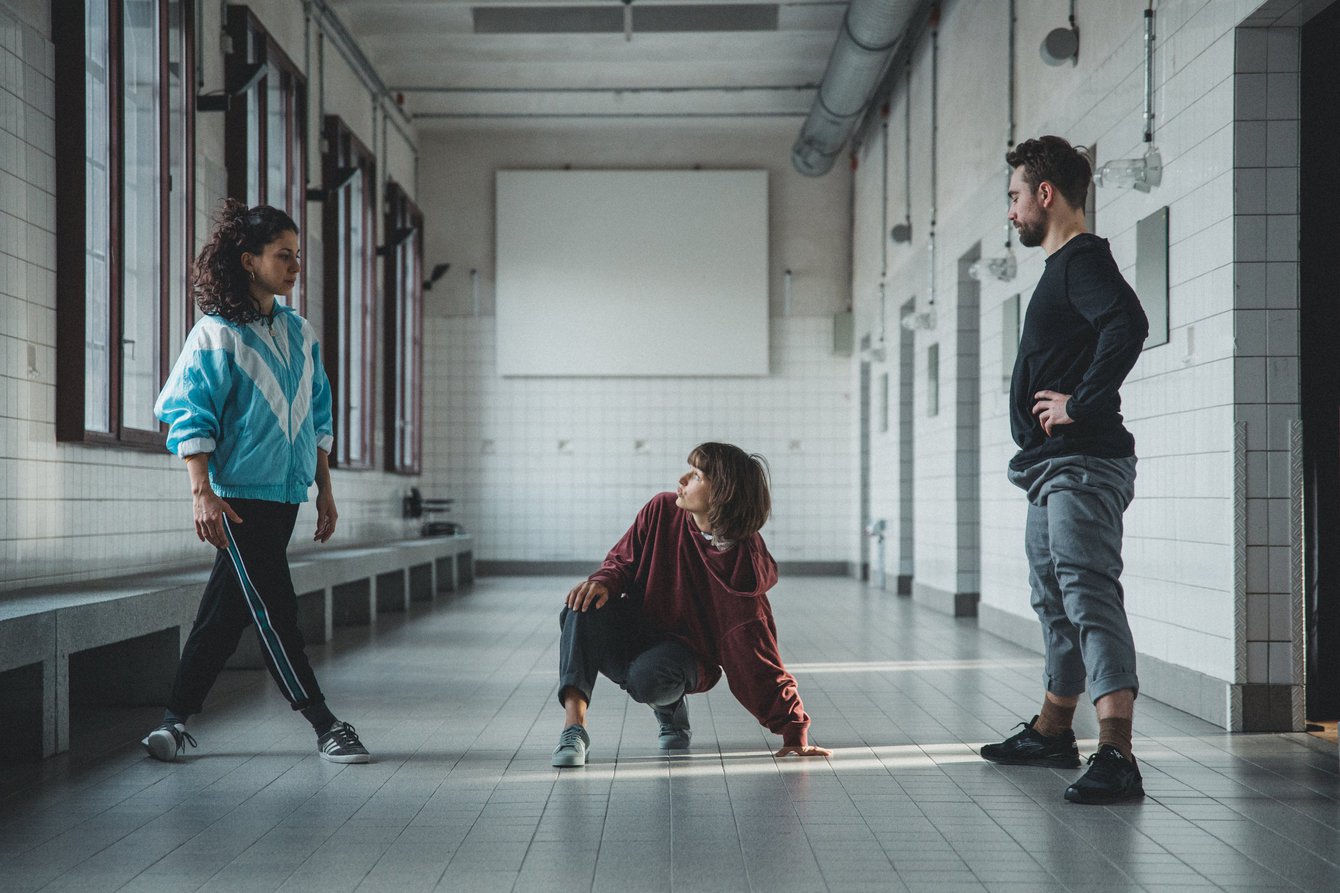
[167,498,325,716]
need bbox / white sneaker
[141,723,196,762]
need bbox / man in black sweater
[979,136,1150,804]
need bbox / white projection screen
[495,170,769,376]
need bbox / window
[223,5,307,312]
[383,181,424,474]
[55,0,195,446]
[321,116,377,469]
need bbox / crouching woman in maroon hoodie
[552,442,832,767]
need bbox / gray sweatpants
[1008,455,1139,702]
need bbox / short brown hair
[1005,135,1091,211]
[686,442,771,544]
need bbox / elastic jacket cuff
[176,437,215,457]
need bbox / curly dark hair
[1005,135,1092,211]
[193,199,299,323]
[686,442,772,544]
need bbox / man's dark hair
[686,442,771,544]
[1005,135,1092,211]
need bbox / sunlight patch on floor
[788,658,1038,673]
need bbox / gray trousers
[1008,455,1139,702]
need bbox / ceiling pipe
[791,0,918,177]
[303,0,416,151]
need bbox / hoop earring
[249,270,256,282]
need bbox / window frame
[54,0,196,448]
[223,4,308,314]
[382,181,424,475]
[321,115,378,470]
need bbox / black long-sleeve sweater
[1009,233,1149,471]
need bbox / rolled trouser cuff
[557,675,592,709]
[1045,673,1088,698]
[1090,672,1139,703]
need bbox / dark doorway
[897,299,916,595]
[1300,0,1340,720]
[859,345,872,583]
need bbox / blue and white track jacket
[154,305,335,504]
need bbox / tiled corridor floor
[2,576,1338,892]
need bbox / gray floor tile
[2,577,1338,892]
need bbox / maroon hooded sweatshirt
[588,491,812,747]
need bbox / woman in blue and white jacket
[142,199,370,764]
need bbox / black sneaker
[1064,745,1145,804]
[653,698,691,750]
[142,722,197,762]
[979,716,1081,768]
[317,720,371,763]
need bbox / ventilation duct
[791,0,917,177]
[472,4,779,34]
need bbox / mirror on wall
[927,343,940,417]
[1137,206,1171,349]
[880,372,890,433]
[1001,293,1020,393]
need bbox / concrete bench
[227,536,476,666]
[0,535,473,761]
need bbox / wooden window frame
[382,181,424,475]
[321,115,377,470]
[223,4,308,313]
[54,0,195,448]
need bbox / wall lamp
[968,251,1017,282]
[901,310,936,331]
[377,226,417,257]
[1097,5,1162,192]
[1094,145,1163,192]
[1041,1,1079,66]
[423,263,450,290]
[306,166,360,202]
[197,61,269,112]
[1041,26,1078,66]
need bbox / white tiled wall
[412,117,858,567]
[423,315,856,565]
[851,0,1298,725]
[1233,19,1301,701]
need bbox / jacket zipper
[285,315,297,500]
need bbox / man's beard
[1015,218,1045,248]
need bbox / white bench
[0,535,473,760]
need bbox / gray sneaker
[552,724,590,767]
[653,698,691,750]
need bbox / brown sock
[1098,717,1134,759]
[1033,699,1076,738]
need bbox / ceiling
[326,0,849,123]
